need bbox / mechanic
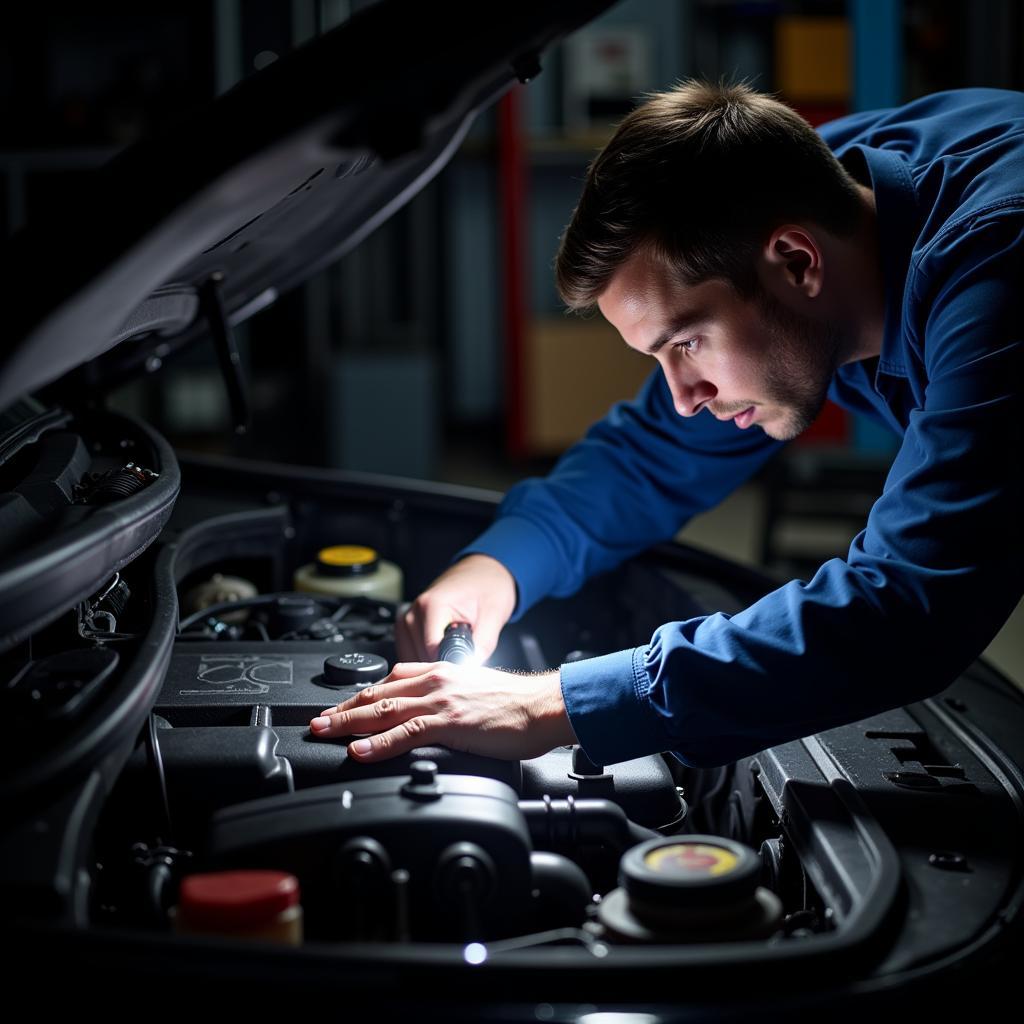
[310,82,1023,768]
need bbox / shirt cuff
[559,646,675,764]
[455,515,566,621]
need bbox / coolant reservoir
[293,545,403,602]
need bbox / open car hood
[0,0,615,414]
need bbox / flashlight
[439,622,475,664]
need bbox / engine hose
[519,795,659,854]
[529,850,592,928]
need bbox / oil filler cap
[321,652,390,688]
[621,835,760,910]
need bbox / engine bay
[2,410,1022,1006]
[100,550,784,949]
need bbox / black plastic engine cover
[205,772,533,941]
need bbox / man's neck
[834,184,887,366]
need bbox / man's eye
[673,338,700,353]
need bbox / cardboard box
[525,316,652,454]
[775,17,851,103]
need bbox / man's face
[596,253,843,441]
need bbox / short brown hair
[555,81,864,308]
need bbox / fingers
[397,602,462,662]
[310,693,439,740]
[396,604,427,662]
[309,666,454,763]
[316,664,439,716]
[420,602,456,662]
[346,715,448,763]
[395,555,516,664]
[380,660,437,683]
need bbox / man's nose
[665,368,716,417]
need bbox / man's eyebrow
[646,310,708,354]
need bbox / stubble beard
[754,289,844,442]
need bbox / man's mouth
[733,406,756,429]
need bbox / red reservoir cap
[178,870,300,930]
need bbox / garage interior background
[1,0,1021,685]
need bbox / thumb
[422,604,460,662]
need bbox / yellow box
[524,316,653,455]
[775,17,851,102]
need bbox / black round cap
[269,596,320,633]
[409,760,438,785]
[620,835,761,910]
[321,652,390,688]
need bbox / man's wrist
[534,669,578,748]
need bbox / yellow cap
[317,545,378,567]
[315,546,380,578]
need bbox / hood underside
[0,0,615,414]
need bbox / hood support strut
[199,273,250,436]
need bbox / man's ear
[762,226,823,298]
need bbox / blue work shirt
[464,88,1024,768]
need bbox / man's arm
[394,366,782,663]
[461,366,783,619]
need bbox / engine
[86,535,822,951]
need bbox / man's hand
[308,662,578,762]
[396,554,517,663]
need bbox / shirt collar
[840,144,921,379]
